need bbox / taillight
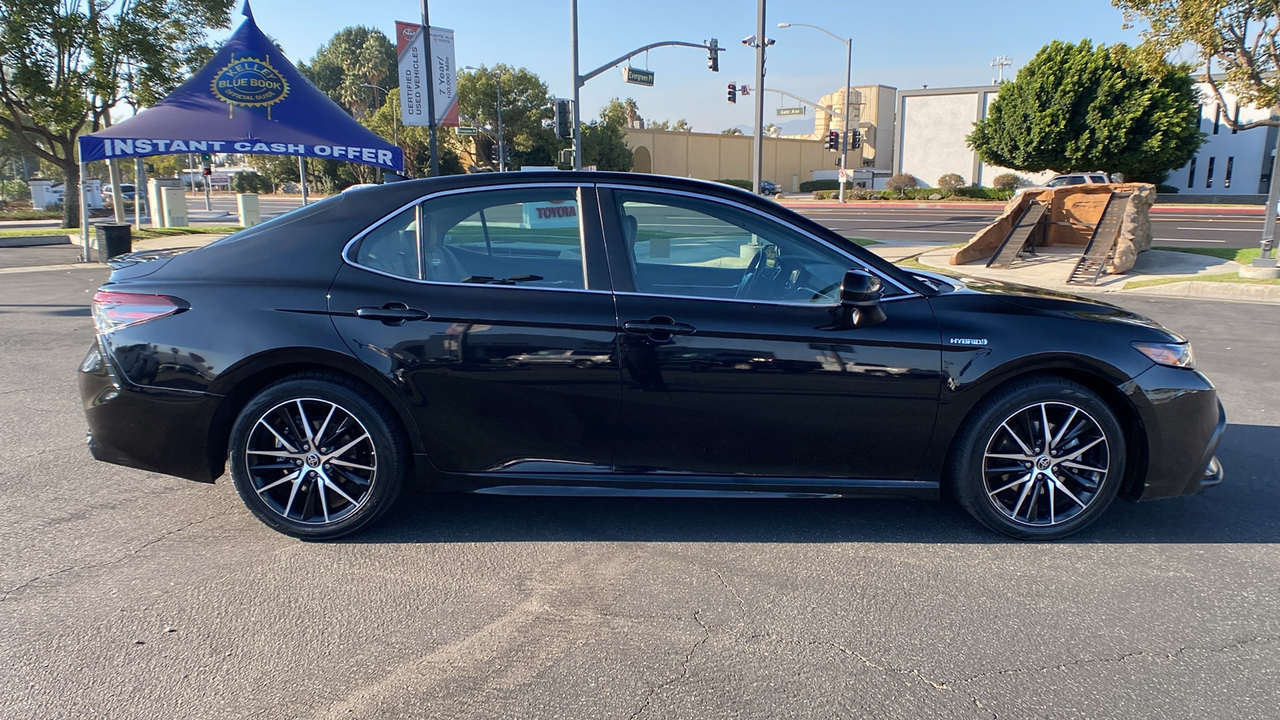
[91,291,187,333]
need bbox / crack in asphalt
[945,635,1279,686]
[0,509,233,602]
[709,567,748,620]
[626,609,712,720]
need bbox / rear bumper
[79,341,223,483]
[1127,364,1226,500]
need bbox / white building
[894,81,1278,196]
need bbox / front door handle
[623,316,696,342]
[356,302,430,325]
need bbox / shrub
[799,179,840,192]
[716,179,753,191]
[0,179,31,200]
[955,186,1014,201]
[231,172,274,195]
[884,173,918,196]
[991,173,1021,191]
[937,173,965,191]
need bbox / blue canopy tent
[77,3,402,251]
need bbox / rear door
[328,183,623,476]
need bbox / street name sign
[622,66,655,87]
[776,107,806,116]
[457,126,478,136]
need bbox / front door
[328,184,622,476]
[601,187,942,482]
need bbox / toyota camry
[79,172,1225,540]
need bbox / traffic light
[727,83,737,104]
[825,130,839,151]
[850,129,862,149]
[202,167,212,176]
[554,99,572,140]
[707,38,720,72]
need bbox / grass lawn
[0,210,61,221]
[1153,246,1261,264]
[848,237,881,246]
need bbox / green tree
[1114,1,1280,131]
[363,88,463,177]
[298,26,397,118]
[966,40,1204,182]
[601,97,639,128]
[580,121,632,171]
[0,0,234,227]
[457,65,554,169]
[720,127,744,135]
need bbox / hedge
[799,179,840,192]
[715,179,753,191]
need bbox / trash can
[95,223,132,261]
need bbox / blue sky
[228,0,1145,133]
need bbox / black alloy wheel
[229,373,408,539]
[950,378,1126,540]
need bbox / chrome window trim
[341,182,596,291]
[597,182,918,298]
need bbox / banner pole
[298,156,308,206]
[421,0,440,177]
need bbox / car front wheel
[229,373,407,539]
[951,378,1126,540]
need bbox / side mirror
[839,269,886,327]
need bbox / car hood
[933,272,1185,342]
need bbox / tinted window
[613,191,858,303]
[424,188,585,288]
[354,207,419,278]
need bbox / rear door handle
[356,303,430,325]
[623,316,696,341]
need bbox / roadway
[784,204,1269,249]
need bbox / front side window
[612,190,858,303]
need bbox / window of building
[1187,157,1197,188]
[1213,105,1221,134]
[1232,107,1240,135]
[1206,157,1216,188]
[1225,157,1234,188]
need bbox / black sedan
[79,172,1224,540]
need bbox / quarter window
[612,191,862,303]
[353,207,419,279]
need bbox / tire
[228,372,408,540]
[950,377,1126,540]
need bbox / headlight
[1133,341,1195,369]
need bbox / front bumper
[1126,364,1226,500]
[79,341,224,483]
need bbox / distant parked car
[759,180,781,196]
[1045,173,1110,187]
[104,184,137,202]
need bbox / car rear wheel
[229,373,407,539]
[951,378,1125,540]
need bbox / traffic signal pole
[839,36,851,203]
[569,0,722,171]
[751,0,766,195]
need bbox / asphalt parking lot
[2,248,1278,719]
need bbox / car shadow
[351,422,1280,545]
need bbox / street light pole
[751,0,767,195]
[420,0,440,177]
[779,21,852,202]
[570,0,582,170]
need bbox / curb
[1122,280,1280,303]
[0,235,72,248]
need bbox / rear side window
[423,187,585,288]
[354,207,418,279]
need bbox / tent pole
[298,156,308,206]
[79,161,90,262]
[135,159,144,227]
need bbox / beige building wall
[783,84,897,172]
[624,129,830,192]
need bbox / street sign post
[622,66,655,86]
[776,107,805,116]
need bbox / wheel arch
[204,348,426,482]
[939,364,1148,501]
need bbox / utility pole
[751,0,767,195]
[421,0,440,176]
